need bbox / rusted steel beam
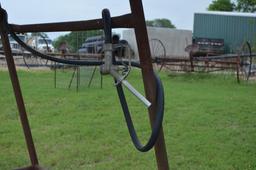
[0,13,39,167]
[129,0,169,170]
[154,57,190,63]
[194,53,256,60]
[11,14,134,33]
[155,57,238,65]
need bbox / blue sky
[1,0,213,39]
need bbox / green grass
[0,69,256,170]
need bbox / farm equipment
[153,37,256,82]
[0,1,169,170]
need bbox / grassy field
[0,68,256,170]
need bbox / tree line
[208,0,256,12]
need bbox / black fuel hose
[102,8,164,152]
[102,9,112,44]
[115,72,164,152]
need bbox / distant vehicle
[0,34,26,53]
[78,35,104,54]
[78,35,134,58]
[27,36,54,52]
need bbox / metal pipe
[54,62,57,88]
[122,80,151,108]
[129,0,169,169]
[195,53,256,60]
[88,66,97,88]
[10,14,134,33]
[0,13,39,166]
[110,70,151,108]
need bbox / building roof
[195,11,256,18]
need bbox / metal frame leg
[88,66,97,88]
[68,66,77,89]
[54,62,57,88]
[0,20,40,169]
[129,1,169,169]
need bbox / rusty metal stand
[129,1,169,169]
[0,12,42,170]
[0,0,169,169]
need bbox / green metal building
[193,11,256,53]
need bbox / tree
[236,0,256,12]
[208,0,235,11]
[208,0,256,12]
[52,34,69,51]
[146,18,176,28]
